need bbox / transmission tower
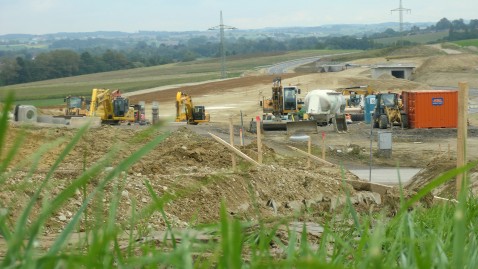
[391,0,411,32]
[209,11,237,79]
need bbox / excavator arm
[175,91,209,125]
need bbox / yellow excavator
[175,91,210,125]
[250,77,317,134]
[88,88,136,124]
[64,96,90,117]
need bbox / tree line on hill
[0,17,477,86]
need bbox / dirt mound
[406,155,478,199]
[415,54,478,74]
[2,124,387,234]
[387,45,442,58]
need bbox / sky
[0,0,476,35]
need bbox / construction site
[1,44,478,253]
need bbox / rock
[286,200,303,211]
[104,167,114,172]
[121,190,129,198]
[330,196,347,210]
[238,203,250,212]
[58,214,67,221]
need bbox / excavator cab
[192,106,207,121]
[175,91,210,125]
[64,96,90,117]
[112,97,129,117]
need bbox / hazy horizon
[1,0,476,35]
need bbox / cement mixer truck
[302,90,348,133]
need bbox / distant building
[371,63,415,80]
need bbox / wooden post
[456,82,468,197]
[239,128,244,146]
[256,116,263,164]
[229,117,236,171]
[307,136,311,168]
[321,132,326,160]
[288,146,335,167]
[209,133,260,166]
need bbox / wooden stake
[456,82,468,197]
[209,133,260,166]
[307,136,311,168]
[229,117,236,171]
[239,128,244,146]
[288,146,335,167]
[256,117,263,164]
[321,132,326,160]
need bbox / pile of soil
[1,124,389,234]
[415,54,478,74]
[406,155,478,199]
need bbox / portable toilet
[364,95,376,124]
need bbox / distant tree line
[0,35,379,86]
[369,17,478,41]
[0,17,477,86]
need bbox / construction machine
[336,85,375,108]
[302,90,348,133]
[88,88,136,124]
[373,92,408,129]
[250,77,317,134]
[175,91,210,125]
[63,96,90,117]
[336,85,375,122]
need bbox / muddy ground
[2,45,478,237]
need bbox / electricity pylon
[391,0,411,32]
[209,11,237,79]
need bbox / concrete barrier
[69,117,101,128]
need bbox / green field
[452,39,478,47]
[0,43,48,50]
[374,31,448,45]
[0,49,355,106]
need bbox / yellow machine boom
[89,88,135,124]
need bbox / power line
[391,0,411,32]
[208,11,237,79]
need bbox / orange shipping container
[402,90,458,129]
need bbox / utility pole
[391,0,411,32]
[209,11,236,79]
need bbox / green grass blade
[452,183,468,268]
[393,160,478,220]
[43,157,113,256]
[24,124,90,249]
[0,91,14,157]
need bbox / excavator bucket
[286,121,318,135]
[333,115,348,133]
[262,121,288,131]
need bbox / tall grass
[1,92,478,268]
